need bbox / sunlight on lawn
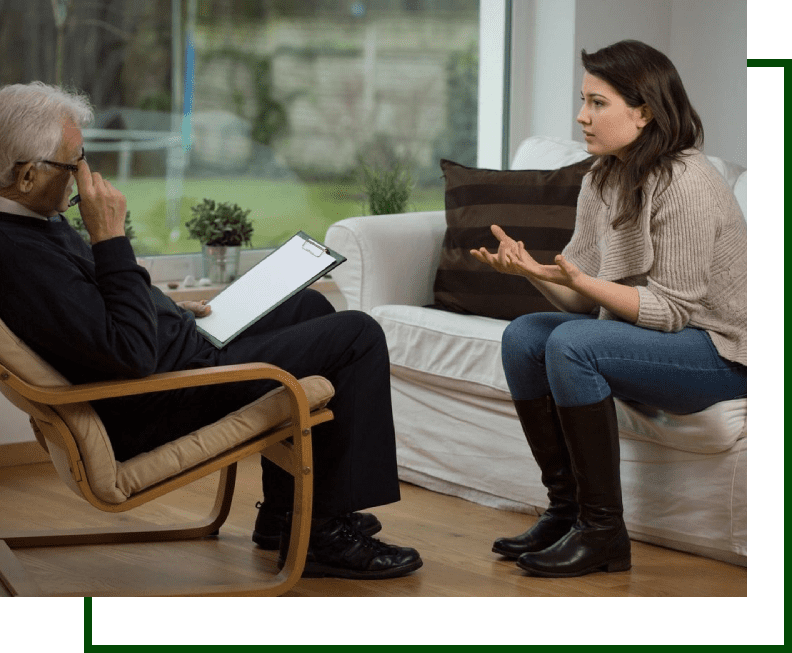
[64,177,445,255]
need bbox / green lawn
[64,177,445,255]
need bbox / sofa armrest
[325,211,447,312]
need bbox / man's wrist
[90,231,127,245]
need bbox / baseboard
[0,441,50,468]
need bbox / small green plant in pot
[185,199,254,284]
[359,157,414,216]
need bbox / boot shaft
[513,395,577,512]
[555,396,624,526]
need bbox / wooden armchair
[0,316,334,597]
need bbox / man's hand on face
[74,159,127,244]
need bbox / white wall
[527,0,577,142]
[572,0,674,127]
[0,396,37,445]
[668,0,747,167]
[510,0,747,167]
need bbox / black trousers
[105,290,401,517]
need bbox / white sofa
[325,136,747,566]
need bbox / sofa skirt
[390,371,747,567]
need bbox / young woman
[471,40,747,578]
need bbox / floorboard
[0,456,746,598]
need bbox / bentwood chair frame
[0,344,333,597]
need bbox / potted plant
[185,199,254,284]
[358,157,414,216]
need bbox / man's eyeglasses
[15,147,86,174]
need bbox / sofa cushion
[703,156,746,189]
[372,304,509,397]
[372,304,746,454]
[510,135,591,170]
[615,398,746,454]
[433,157,595,320]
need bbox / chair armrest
[325,210,447,312]
[0,362,305,406]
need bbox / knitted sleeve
[635,165,720,332]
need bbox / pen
[68,194,80,207]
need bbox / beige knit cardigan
[562,150,747,366]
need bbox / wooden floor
[0,455,746,598]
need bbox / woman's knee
[502,312,568,363]
[545,320,596,367]
[544,320,614,406]
[501,314,558,382]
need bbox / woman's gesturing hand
[470,224,583,289]
[469,224,521,274]
[471,224,610,316]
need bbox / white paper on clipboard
[195,231,345,348]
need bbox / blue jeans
[502,312,747,413]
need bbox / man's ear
[13,163,37,194]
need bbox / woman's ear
[636,104,653,129]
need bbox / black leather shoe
[492,510,577,559]
[253,502,382,550]
[278,514,423,579]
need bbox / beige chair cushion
[1,317,334,504]
[116,376,333,498]
[0,318,115,499]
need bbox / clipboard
[195,231,346,348]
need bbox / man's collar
[0,196,50,220]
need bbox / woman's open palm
[470,225,582,288]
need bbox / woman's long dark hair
[582,40,703,229]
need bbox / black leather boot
[492,395,578,559]
[516,395,631,577]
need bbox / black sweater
[0,211,211,457]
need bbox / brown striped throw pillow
[433,157,595,320]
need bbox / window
[0,0,481,260]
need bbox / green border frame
[0,0,792,653]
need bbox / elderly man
[0,82,421,580]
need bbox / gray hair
[0,82,94,187]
